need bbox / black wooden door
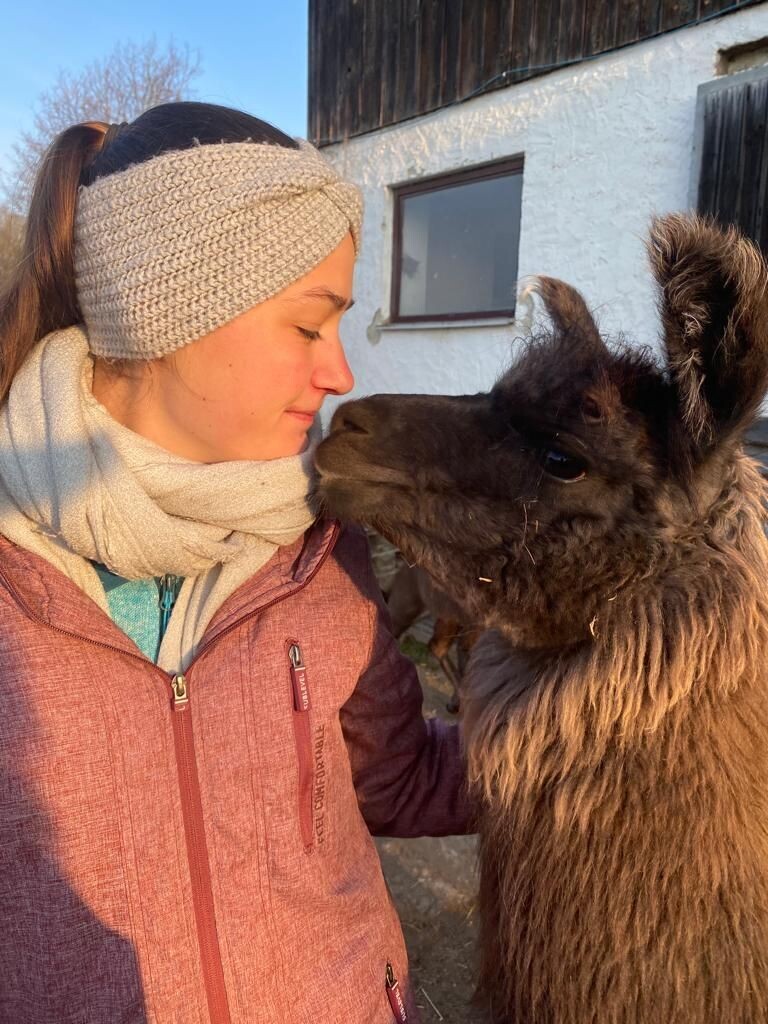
[697,71,768,253]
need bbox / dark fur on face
[314,214,768,1023]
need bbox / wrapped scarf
[0,325,318,672]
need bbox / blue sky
[0,1,309,182]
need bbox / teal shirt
[93,563,184,662]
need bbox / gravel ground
[377,645,492,1024]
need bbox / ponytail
[0,122,108,403]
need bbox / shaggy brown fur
[315,214,768,1023]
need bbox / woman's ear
[648,213,768,460]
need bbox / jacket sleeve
[338,532,476,838]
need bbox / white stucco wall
[322,4,768,414]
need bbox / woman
[0,101,471,1023]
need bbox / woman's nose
[313,337,354,396]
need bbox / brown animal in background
[315,214,768,1023]
[385,561,481,711]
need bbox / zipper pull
[385,962,408,1023]
[171,673,189,711]
[288,643,311,712]
[158,574,182,634]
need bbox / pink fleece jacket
[0,518,472,1023]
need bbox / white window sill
[379,316,516,332]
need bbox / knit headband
[74,139,363,360]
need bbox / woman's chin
[254,420,315,460]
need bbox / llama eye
[541,448,587,482]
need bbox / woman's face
[93,233,356,462]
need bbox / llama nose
[330,401,375,437]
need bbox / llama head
[315,214,768,647]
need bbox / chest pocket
[286,639,315,852]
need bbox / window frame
[390,155,525,324]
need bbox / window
[391,157,524,323]
[692,66,768,253]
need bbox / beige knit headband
[74,139,363,360]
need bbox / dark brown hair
[0,101,298,402]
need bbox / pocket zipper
[289,642,311,712]
[386,961,408,1023]
[287,641,314,852]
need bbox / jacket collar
[0,518,339,670]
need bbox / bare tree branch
[0,205,24,291]
[3,38,201,213]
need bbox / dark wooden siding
[693,72,768,476]
[696,70,768,253]
[308,0,761,146]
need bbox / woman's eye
[297,327,321,341]
[541,448,587,482]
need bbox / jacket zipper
[386,961,408,1023]
[0,521,340,1024]
[287,640,314,851]
[158,573,183,635]
[170,671,230,1023]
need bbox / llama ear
[648,213,768,458]
[532,276,607,358]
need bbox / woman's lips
[285,409,318,425]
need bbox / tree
[0,205,23,291]
[4,38,201,214]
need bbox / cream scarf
[0,326,318,672]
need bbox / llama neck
[464,503,768,810]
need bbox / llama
[315,214,768,1023]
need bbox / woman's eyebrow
[290,287,355,311]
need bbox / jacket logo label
[294,666,310,711]
[313,724,326,845]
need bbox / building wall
[321,4,768,417]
